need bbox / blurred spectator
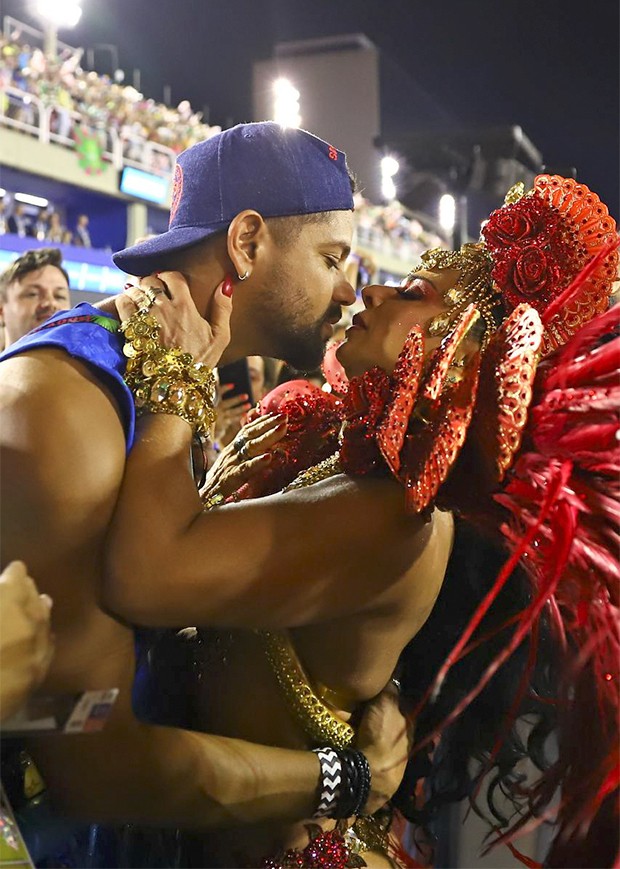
[32,208,50,241]
[0,247,70,347]
[262,357,282,395]
[353,194,446,264]
[6,203,33,237]
[61,229,74,245]
[247,355,266,401]
[214,380,253,447]
[46,211,64,244]
[0,200,7,234]
[74,213,91,247]
[0,560,54,722]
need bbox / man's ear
[226,210,268,280]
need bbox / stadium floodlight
[36,0,83,28]
[439,193,456,232]
[36,0,82,57]
[380,155,399,201]
[14,193,49,207]
[272,78,301,129]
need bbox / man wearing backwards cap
[0,123,409,864]
[114,121,357,369]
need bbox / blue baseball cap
[113,122,354,276]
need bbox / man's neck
[93,296,121,319]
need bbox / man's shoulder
[0,311,135,448]
[0,348,127,443]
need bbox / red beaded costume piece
[482,175,618,355]
[259,825,359,869]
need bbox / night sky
[4,0,619,218]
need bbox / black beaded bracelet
[349,749,372,816]
[338,749,371,817]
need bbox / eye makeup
[398,275,435,300]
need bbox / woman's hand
[356,682,412,814]
[117,271,232,369]
[201,412,288,503]
[0,561,54,722]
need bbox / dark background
[3,0,618,218]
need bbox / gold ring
[143,287,158,306]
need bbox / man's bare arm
[0,351,409,827]
[105,413,426,629]
[30,685,322,828]
[0,353,318,826]
[31,679,407,828]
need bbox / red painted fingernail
[124,282,134,289]
[222,274,234,298]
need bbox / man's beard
[271,304,340,371]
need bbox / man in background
[6,203,33,237]
[0,248,71,348]
[74,213,92,247]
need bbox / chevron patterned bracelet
[312,747,343,818]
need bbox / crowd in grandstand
[0,29,445,263]
[0,200,91,247]
[0,32,221,172]
[354,194,445,263]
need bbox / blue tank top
[0,303,135,451]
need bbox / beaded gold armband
[260,629,355,750]
[121,311,217,437]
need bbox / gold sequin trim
[259,629,354,750]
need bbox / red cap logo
[170,163,184,224]
[328,145,338,161]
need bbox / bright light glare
[381,177,396,200]
[380,156,399,200]
[272,78,301,129]
[36,0,82,28]
[439,193,456,232]
[14,193,49,207]
[380,156,399,178]
[0,188,6,197]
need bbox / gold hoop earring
[238,271,249,281]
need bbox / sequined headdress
[417,175,618,355]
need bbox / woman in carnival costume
[115,175,619,867]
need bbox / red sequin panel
[377,327,424,475]
[401,355,481,514]
[469,303,543,484]
[421,304,479,403]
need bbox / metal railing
[3,15,78,57]
[0,85,176,178]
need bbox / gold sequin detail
[260,630,355,750]
[283,452,343,492]
[413,243,502,349]
[504,181,526,205]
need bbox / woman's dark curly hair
[392,517,558,849]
